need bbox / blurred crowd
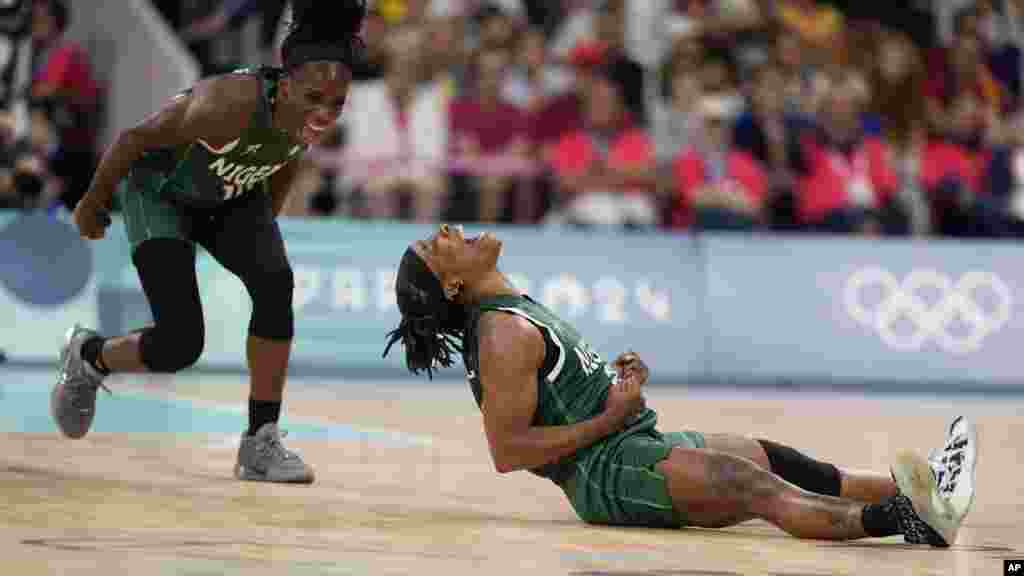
[0,0,100,213]
[258,0,1024,239]
[12,0,1024,241]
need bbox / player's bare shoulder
[478,311,544,364]
[185,72,263,144]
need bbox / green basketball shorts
[116,172,190,248]
[561,427,706,528]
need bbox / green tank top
[132,67,306,209]
[463,294,657,484]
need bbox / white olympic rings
[843,268,1012,355]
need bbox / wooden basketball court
[1,368,1020,575]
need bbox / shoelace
[68,377,112,412]
[259,429,296,461]
[930,432,969,494]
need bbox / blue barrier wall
[1,210,1020,390]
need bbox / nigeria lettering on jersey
[199,138,302,200]
[208,156,285,199]
[573,340,604,377]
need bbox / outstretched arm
[478,312,629,474]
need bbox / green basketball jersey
[463,294,657,484]
[132,68,306,208]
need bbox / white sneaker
[890,450,962,547]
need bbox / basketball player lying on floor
[383,224,978,548]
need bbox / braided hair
[382,248,469,379]
[280,0,367,73]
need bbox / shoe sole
[51,381,92,439]
[892,450,958,547]
[235,465,315,484]
[946,416,978,520]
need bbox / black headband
[396,247,444,318]
[284,42,356,71]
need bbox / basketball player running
[384,224,978,547]
[52,0,368,484]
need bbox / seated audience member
[339,27,448,221]
[30,0,101,210]
[986,113,1024,236]
[503,27,571,113]
[475,1,520,54]
[653,36,704,180]
[792,71,899,235]
[546,64,657,229]
[665,0,765,71]
[591,0,647,127]
[448,48,530,222]
[732,58,807,229]
[868,29,930,235]
[698,52,743,110]
[527,41,601,222]
[671,95,767,230]
[773,31,818,118]
[530,41,609,156]
[925,10,1007,137]
[922,92,1004,238]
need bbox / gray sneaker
[235,422,315,484]
[51,325,110,439]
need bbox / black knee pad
[247,266,295,340]
[757,439,841,497]
[139,322,205,373]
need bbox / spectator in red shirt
[793,71,898,235]
[671,95,767,230]
[922,92,999,237]
[546,64,657,229]
[30,0,101,210]
[528,40,602,223]
[530,41,604,154]
[448,48,531,223]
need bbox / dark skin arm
[478,312,646,474]
[74,74,261,239]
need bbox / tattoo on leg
[707,451,868,540]
[707,453,776,503]
[827,506,860,533]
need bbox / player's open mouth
[299,121,330,145]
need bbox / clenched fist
[612,351,649,388]
[73,198,111,240]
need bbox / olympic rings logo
[843,268,1012,355]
